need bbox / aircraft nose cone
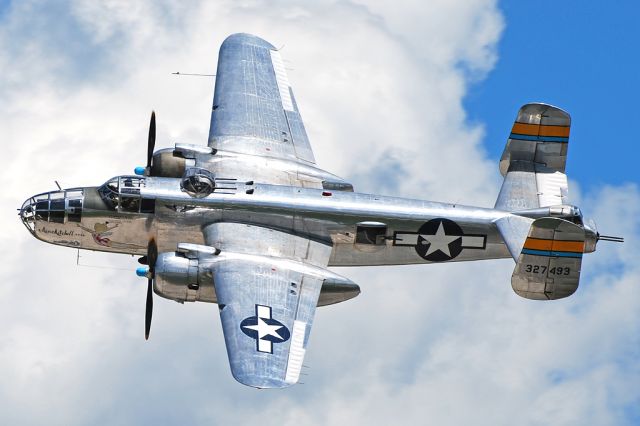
[19,196,38,235]
[18,189,84,239]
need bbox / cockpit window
[565,206,584,226]
[98,178,119,210]
[20,189,84,227]
[98,176,151,213]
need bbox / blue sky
[466,1,639,190]
[1,1,638,425]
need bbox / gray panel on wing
[208,33,315,164]
[286,89,315,163]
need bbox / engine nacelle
[150,148,189,178]
[153,249,218,303]
[150,144,214,178]
[153,242,361,306]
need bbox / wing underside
[204,222,332,388]
[214,259,323,387]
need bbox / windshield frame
[98,176,149,213]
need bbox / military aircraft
[19,33,623,389]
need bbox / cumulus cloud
[1,1,637,425]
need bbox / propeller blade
[147,111,156,169]
[144,238,157,340]
[145,278,153,340]
[148,239,158,274]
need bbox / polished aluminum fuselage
[23,176,511,267]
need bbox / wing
[208,33,315,164]
[203,33,352,190]
[204,222,335,388]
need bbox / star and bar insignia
[393,218,486,261]
[240,304,291,353]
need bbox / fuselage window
[67,198,83,223]
[98,180,119,210]
[140,198,155,214]
[35,199,49,221]
[48,198,66,224]
[49,210,65,224]
[120,196,140,213]
[356,224,388,245]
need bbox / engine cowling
[153,250,218,303]
[150,144,214,178]
[150,148,188,178]
[153,243,361,306]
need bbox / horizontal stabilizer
[495,215,534,261]
[511,217,585,300]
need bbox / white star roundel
[393,218,487,262]
[421,221,461,257]
[240,305,290,353]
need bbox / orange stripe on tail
[511,122,570,138]
[524,238,584,253]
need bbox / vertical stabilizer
[495,103,571,211]
[511,217,585,300]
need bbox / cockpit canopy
[98,176,154,213]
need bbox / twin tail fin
[495,103,571,211]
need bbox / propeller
[135,111,156,176]
[144,239,158,340]
[147,111,156,170]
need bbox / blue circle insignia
[240,304,291,353]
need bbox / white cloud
[1,1,638,425]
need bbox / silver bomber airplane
[19,33,623,389]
